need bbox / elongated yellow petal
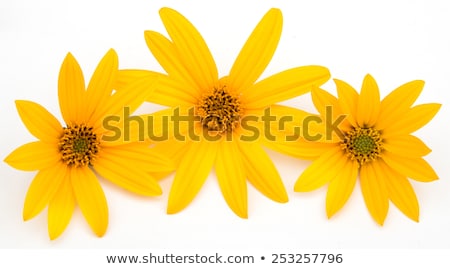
[150,75,200,106]
[377,160,419,222]
[216,139,248,218]
[150,138,189,167]
[167,141,217,214]
[23,163,66,220]
[70,167,108,237]
[294,146,346,192]
[383,134,431,157]
[266,138,336,160]
[228,8,282,91]
[335,78,358,127]
[91,75,158,130]
[85,49,118,120]
[48,174,76,240]
[356,74,380,127]
[159,7,218,91]
[382,103,441,137]
[360,161,389,225]
[144,31,200,91]
[382,152,438,182]
[326,159,358,218]
[238,141,288,202]
[5,141,60,171]
[58,52,86,124]
[244,66,330,109]
[15,100,61,143]
[376,80,424,130]
[94,155,163,197]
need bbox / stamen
[341,127,383,166]
[196,86,243,134]
[58,124,100,167]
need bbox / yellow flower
[4,49,173,239]
[275,74,441,225]
[116,8,330,218]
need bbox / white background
[1,0,450,253]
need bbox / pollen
[341,127,383,166]
[58,124,100,167]
[196,86,243,134]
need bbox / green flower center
[341,127,383,166]
[196,86,243,134]
[59,124,100,167]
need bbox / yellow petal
[360,161,389,225]
[238,141,288,203]
[150,138,189,167]
[376,80,424,130]
[144,31,200,91]
[382,103,441,137]
[85,49,118,119]
[115,69,159,90]
[377,160,419,222]
[167,141,217,214]
[5,141,60,171]
[383,134,431,157]
[58,52,86,124]
[356,74,380,127]
[91,75,159,129]
[48,173,75,240]
[266,139,336,160]
[228,8,282,91]
[335,78,359,127]
[70,166,108,237]
[382,152,438,182]
[23,163,66,221]
[215,139,248,218]
[244,66,330,109]
[326,159,358,218]
[294,146,346,192]
[94,155,162,197]
[150,75,200,107]
[159,7,218,91]
[15,100,62,143]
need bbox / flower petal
[48,173,75,240]
[70,167,108,237]
[382,152,438,182]
[144,31,200,91]
[238,141,288,203]
[5,141,60,171]
[167,141,218,214]
[115,69,158,91]
[326,159,358,218]
[159,7,218,90]
[23,163,66,221]
[151,75,200,106]
[356,74,380,127]
[91,75,159,130]
[266,139,336,160]
[377,159,419,222]
[15,100,62,142]
[216,139,248,218]
[383,134,431,157]
[228,8,282,91]
[376,80,424,130]
[294,146,346,192]
[244,66,330,109]
[360,161,389,225]
[335,78,359,127]
[58,52,86,124]
[85,49,118,119]
[382,103,441,137]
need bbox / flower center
[196,86,243,134]
[341,127,383,166]
[58,124,100,167]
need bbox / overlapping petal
[48,176,75,240]
[356,74,380,127]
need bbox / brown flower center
[59,124,100,167]
[341,127,383,166]
[196,86,243,134]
